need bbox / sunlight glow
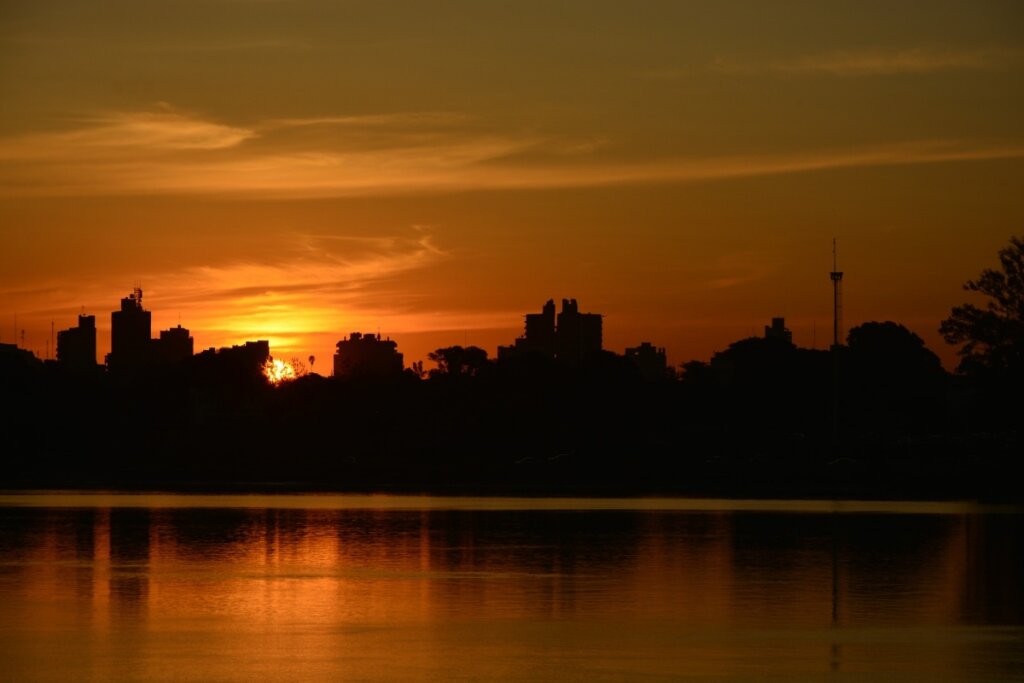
[263,358,297,385]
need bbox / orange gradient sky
[2,1,1023,369]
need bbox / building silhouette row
[38,290,717,382]
[50,288,198,374]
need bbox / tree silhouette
[848,321,944,382]
[290,358,308,377]
[427,345,489,377]
[940,236,1024,376]
[846,321,947,432]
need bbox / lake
[0,494,1021,682]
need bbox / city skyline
[3,1,1023,370]
[0,245,999,370]
[4,274,933,376]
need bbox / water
[0,494,1021,682]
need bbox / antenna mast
[829,239,845,450]
[830,238,844,348]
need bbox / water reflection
[0,498,1021,682]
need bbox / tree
[847,321,944,382]
[427,345,489,378]
[846,322,947,431]
[940,236,1024,376]
[410,360,426,379]
[289,358,308,377]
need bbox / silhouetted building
[333,332,404,379]
[107,288,152,372]
[193,340,270,382]
[499,298,603,362]
[524,299,558,356]
[764,317,793,344]
[556,298,602,363]
[155,325,193,364]
[196,340,269,364]
[625,341,669,381]
[56,314,97,370]
[0,342,37,367]
[331,331,403,378]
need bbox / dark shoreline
[4,463,1021,503]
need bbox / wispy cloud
[0,229,456,356]
[712,46,1022,77]
[1,105,1023,198]
[263,112,473,129]
[0,105,255,158]
[703,251,781,291]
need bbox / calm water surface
[0,494,1021,682]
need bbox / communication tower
[830,238,844,348]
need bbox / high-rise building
[155,324,194,364]
[56,314,97,370]
[499,298,603,362]
[523,299,557,356]
[556,298,602,363]
[107,288,152,372]
[333,332,404,379]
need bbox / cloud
[263,112,473,129]
[1,106,1023,198]
[702,252,781,291]
[0,229,458,356]
[138,231,447,323]
[713,46,1021,77]
[0,107,255,158]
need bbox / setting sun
[262,358,297,385]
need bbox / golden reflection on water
[0,497,1021,682]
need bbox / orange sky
[2,1,1023,370]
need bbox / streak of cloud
[712,46,1022,77]
[0,107,255,158]
[1,106,1023,198]
[0,229,457,353]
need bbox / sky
[2,0,1023,370]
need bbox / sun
[262,358,297,385]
